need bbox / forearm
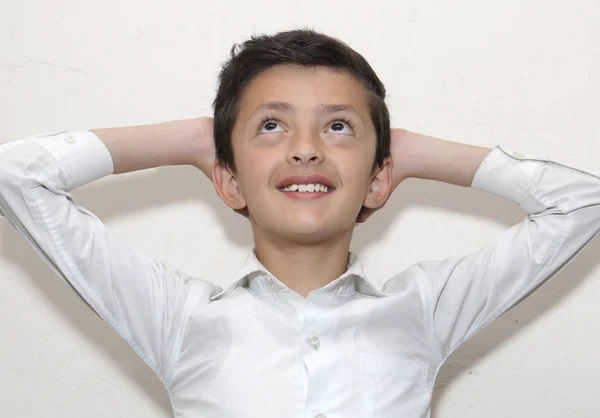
[400,131,493,187]
[91,118,208,175]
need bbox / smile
[281,183,330,193]
[277,184,334,200]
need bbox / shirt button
[308,335,321,351]
[315,414,327,418]
[64,133,76,143]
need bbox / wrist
[186,117,215,178]
[399,130,492,187]
[390,129,421,182]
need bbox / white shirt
[0,130,599,418]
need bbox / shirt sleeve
[416,145,600,359]
[0,130,216,386]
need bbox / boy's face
[213,64,392,245]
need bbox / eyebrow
[247,101,366,125]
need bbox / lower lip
[279,190,334,199]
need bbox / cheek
[337,155,373,186]
[237,153,276,193]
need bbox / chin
[282,221,345,243]
[284,231,335,246]
[256,211,352,241]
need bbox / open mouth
[277,184,335,199]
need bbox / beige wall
[1,0,599,416]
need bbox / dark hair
[212,27,391,174]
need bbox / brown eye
[328,120,353,135]
[258,119,284,134]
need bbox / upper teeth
[281,183,329,192]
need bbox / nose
[287,128,324,164]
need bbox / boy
[1,28,599,417]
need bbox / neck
[252,230,353,299]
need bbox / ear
[362,157,393,211]
[211,159,248,212]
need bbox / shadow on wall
[1,164,598,416]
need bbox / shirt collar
[210,247,387,301]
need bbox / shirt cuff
[28,131,115,191]
[470,145,544,211]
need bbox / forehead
[236,65,370,117]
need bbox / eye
[258,118,284,134]
[328,119,355,135]
[256,117,356,135]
